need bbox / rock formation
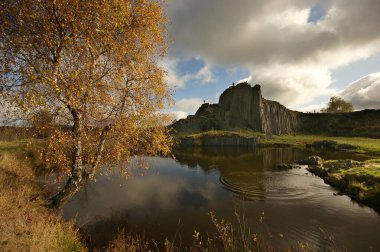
[172,82,380,137]
[173,82,298,135]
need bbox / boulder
[297,155,324,166]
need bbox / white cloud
[296,102,326,113]
[161,58,186,88]
[175,98,203,114]
[186,65,215,84]
[254,64,336,108]
[168,0,380,108]
[341,72,380,110]
[170,98,204,120]
[170,110,188,120]
[161,58,215,89]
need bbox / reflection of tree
[174,147,310,201]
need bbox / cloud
[161,58,215,89]
[161,58,186,88]
[170,110,188,121]
[187,64,215,84]
[175,98,203,113]
[341,72,380,110]
[297,102,326,113]
[245,64,336,108]
[171,98,204,120]
[168,0,380,108]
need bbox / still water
[62,147,380,251]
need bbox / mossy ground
[261,134,380,156]
[260,134,380,210]
[306,160,380,211]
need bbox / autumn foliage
[0,0,172,205]
[322,96,354,113]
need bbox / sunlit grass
[0,139,29,153]
[0,146,85,251]
[176,129,266,139]
[261,134,380,156]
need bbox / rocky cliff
[297,109,380,138]
[173,82,298,135]
[172,82,380,137]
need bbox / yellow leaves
[2,0,171,176]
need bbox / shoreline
[2,135,380,250]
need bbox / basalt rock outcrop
[173,82,298,135]
[172,82,380,137]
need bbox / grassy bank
[261,134,380,211]
[261,134,380,156]
[176,129,266,139]
[0,141,85,251]
[307,160,380,212]
[175,130,266,147]
[175,132,380,211]
[1,139,346,251]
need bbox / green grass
[335,164,380,182]
[367,158,380,163]
[259,134,380,209]
[261,134,380,156]
[307,160,380,210]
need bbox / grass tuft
[0,142,85,252]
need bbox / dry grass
[0,149,85,252]
[104,229,150,252]
[0,126,34,141]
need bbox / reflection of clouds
[177,189,208,209]
[62,157,218,226]
[62,152,380,251]
[123,175,189,207]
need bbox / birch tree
[0,0,172,206]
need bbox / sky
[164,0,380,120]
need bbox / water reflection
[175,147,368,201]
[62,147,379,251]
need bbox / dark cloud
[167,0,380,108]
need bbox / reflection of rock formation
[174,147,308,172]
[174,147,311,201]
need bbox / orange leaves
[1,0,172,177]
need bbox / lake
[62,147,380,251]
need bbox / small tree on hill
[322,96,354,113]
[0,0,172,206]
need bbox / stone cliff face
[261,99,299,134]
[297,109,380,138]
[173,82,380,137]
[173,82,299,135]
